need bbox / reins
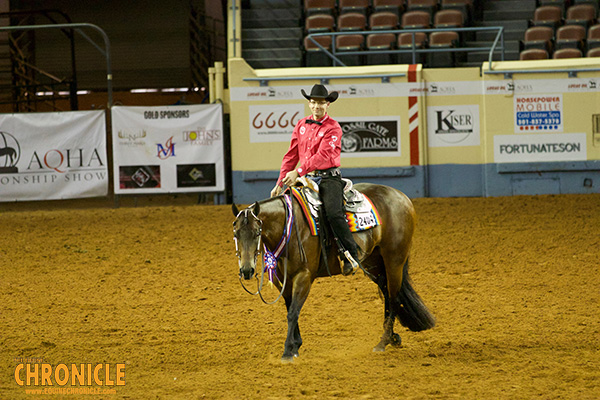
[236,194,295,304]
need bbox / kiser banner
[337,116,401,157]
[0,110,108,202]
[112,104,224,194]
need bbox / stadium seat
[522,26,554,52]
[335,34,365,66]
[573,0,598,13]
[553,47,583,57]
[440,0,473,24]
[587,46,600,56]
[398,32,428,64]
[406,0,438,18]
[372,0,404,17]
[304,35,333,66]
[369,11,399,30]
[305,14,335,33]
[520,48,550,60]
[531,6,563,30]
[587,23,600,49]
[434,9,464,29]
[538,0,571,15]
[555,24,586,50]
[401,10,431,29]
[338,0,369,16]
[337,12,367,31]
[305,0,337,17]
[427,31,459,67]
[565,3,597,29]
[366,33,396,65]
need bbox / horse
[232,182,435,362]
[0,146,17,165]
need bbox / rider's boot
[341,250,361,276]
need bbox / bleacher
[303,0,474,67]
[241,0,600,69]
[520,0,600,60]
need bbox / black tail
[393,260,436,331]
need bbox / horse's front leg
[282,270,312,362]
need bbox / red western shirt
[276,114,342,187]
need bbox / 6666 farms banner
[0,110,108,202]
[112,104,224,194]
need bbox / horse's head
[232,202,262,280]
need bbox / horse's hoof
[372,344,386,352]
[391,333,402,347]
[281,355,295,363]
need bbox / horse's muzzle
[240,266,255,280]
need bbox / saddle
[291,177,380,236]
[289,179,381,277]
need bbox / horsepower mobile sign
[0,110,108,202]
[112,104,224,194]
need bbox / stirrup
[341,250,360,276]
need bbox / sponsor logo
[427,105,480,147]
[119,165,161,189]
[0,131,21,173]
[157,137,176,159]
[340,120,399,153]
[252,111,300,130]
[246,87,293,99]
[514,95,562,132]
[183,128,222,146]
[176,163,216,187]
[434,109,474,134]
[117,129,146,147]
[429,84,456,94]
[494,133,586,163]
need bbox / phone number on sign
[517,118,560,126]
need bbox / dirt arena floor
[1,193,598,399]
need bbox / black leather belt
[307,167,341,178]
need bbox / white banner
[494,133,587,163]
[112,104,224,194]
[427,105,480,147]
[0,110,108,202]
[249,104,304,143]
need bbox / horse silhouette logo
[0,131,21,173]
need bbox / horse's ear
[232,203,239,216]
[252,202,260,216]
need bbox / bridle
[232,196,293,305]
[232,207,263,279]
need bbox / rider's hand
[270,185,282,198]
[282,170,300,187]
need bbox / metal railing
[0,23,113,107]
[304,26,505,67]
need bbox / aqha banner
[0,110,108,202]
[111,104,224,194]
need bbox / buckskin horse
[232,183,435,362]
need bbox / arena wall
[228,56,600,204]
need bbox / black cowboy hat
[301,84,338,103]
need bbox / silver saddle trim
[296,177,370,214]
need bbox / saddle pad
[290,186,381,236]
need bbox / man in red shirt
[270,84,361,276]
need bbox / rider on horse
[270,84,361,276]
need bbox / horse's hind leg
[373,274,401,352]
